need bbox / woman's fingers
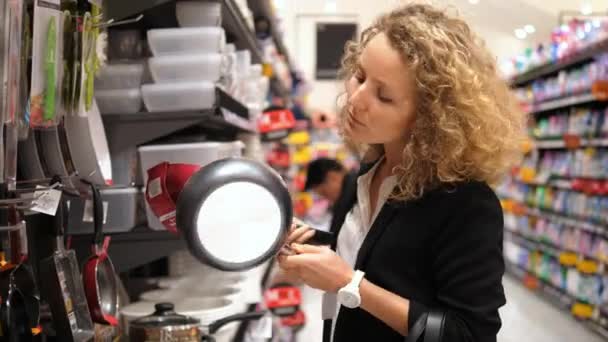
[286,225,315,245]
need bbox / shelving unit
[103,0,290,99]
[511,37,608,86]
[500,197,608,237]
[505,34,608,339]
[524,92,607,115]
[534,137,608,149]
[505,229,601,264]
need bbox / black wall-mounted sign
[315,22,358,80]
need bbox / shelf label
[577,260,599,274]
[571,303,594,319]
[563,134,581,149]
[559,252,578,266]
[591,80,608,100]
[523,274,540,290]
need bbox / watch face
[338,289,361,309]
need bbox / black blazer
[323,162,506,342]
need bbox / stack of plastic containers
[142,1,225,112]
[95,63,145,114]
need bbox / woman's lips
[347,113,365,127]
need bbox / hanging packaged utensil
[29,0,61,127]
[39,187,94,341]
[3,0,24,190]
[82,181,118,326]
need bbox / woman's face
[344,32,417,146]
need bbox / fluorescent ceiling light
[514,28,527,39]
[324,0,337,13]
[581,3,593,15]
[524,25,536,34]
[468,0,480,4]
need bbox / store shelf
[222,0,264,63]
[501,198,608,237]
[524,92,604,115]
[505,229,600,263]
[104,0,264,63]
[70,225,186,273]
[505,261,575,310]
[246,0,292,66]
[511,37,608,86]
[534,137,608,149]
[102,87,252,151]
[505,261,608,339]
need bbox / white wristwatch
[337,270,365,309]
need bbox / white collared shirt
[325,158,398,341]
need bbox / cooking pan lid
[130,303,199,328]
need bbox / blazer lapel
[354,202,400,270]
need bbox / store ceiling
[437,0,607,59]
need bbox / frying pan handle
[85,181,104,247]
[207,310,267,335]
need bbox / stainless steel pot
[129,303,200,342]
[128,302,267,342]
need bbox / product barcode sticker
[31,186,62,216]
[148,177,163,198]
[67,311,78,332]
[82,200,109,224]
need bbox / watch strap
[349,270,365,289]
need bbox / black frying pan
[176,157,293,272]
[174,157,334,272]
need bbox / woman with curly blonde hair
[279,3,526,342]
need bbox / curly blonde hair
[338,3,526,201]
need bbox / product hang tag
[31,185,62,216]
[250,312,273,339]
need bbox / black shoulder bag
[404,310,446,342]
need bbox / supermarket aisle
[297,275,604,341]
[499,275,603,342]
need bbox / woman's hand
[278,244,354,293]
[285,222,316,245]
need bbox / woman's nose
[348,83,369,113]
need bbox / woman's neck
[382,140,406,174]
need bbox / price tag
[31,186,62,216]
[250,313,273,339]
[563,134,581,149]
[82,200,108,224]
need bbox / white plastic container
[176,1,222,27]
[147,27,225,56]
[138,141,244,230]
[96,88,142,114]
[68,187,141,234]
[95,63,144,90]
[141,81,215,112]
[148,54,223,82]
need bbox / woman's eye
[378,94,392,103]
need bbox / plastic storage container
[95,63,145,90]
[176,1,222,27]
[148,54,223,82]
[138,141,244,230]
[68,187,141,234]
[147,27,225,56]
[141,81,215,112]
[96,88,142,114]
